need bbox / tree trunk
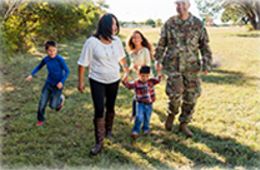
[255,22,260,30]
[250,13,260,30]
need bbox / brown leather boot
[90,118,105,156]
[179,122,193,137]
[165,114,175,131]
[105,112,115,139]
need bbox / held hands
[124,66,130,74]
[155,61,163,73]
[133,64,139,71]
[56,82,63,89]
[200,70,208,76]
[25,75,33,82]
[122,73,129,83]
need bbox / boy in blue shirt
[26,41,70,126]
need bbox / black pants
[89,78,120,118]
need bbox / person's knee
[183,90,200,104]
[135,113,143,122]
[94,107,104,118]
[166,75,184,95]
[182,102,195,114]
[49,102,57,110]
[106,107,115,114]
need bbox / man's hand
[78,82,85,93]
[155,61,163,73]
[25,75,33,82]
[56,82,63,89]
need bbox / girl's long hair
[128,30,153,57]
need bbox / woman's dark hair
[128,30,152,55]
[45,40,57,50]
[94,13,120,41]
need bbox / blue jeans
[132,102,153,134]
[37,82,62,121]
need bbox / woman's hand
[78,65,85,93]
[133,64,139,71]
[78,82,85,93]
[120,58,129,74]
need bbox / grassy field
[1,26,260,169]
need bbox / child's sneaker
[56,94,65,111]
[36,121,44,126]
[131,132,139,140]
[143,130,151,135]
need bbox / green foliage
[221,6,245,24]
[1,0,103,56]
[222,0,260,30]
[195,0,222,19]
[145,19,156,28]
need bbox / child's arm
[25,58,46,81]
[56,57,70,89]
[150,74,162,85]
[122,73,136,89]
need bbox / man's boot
[179,122,193,137]
[90,118,105,155]
[165,114,175,131]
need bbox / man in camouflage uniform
[154,0,212,137]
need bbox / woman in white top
[77,13,129,155]
[127,30,153,120]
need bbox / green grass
[1,27,260,169]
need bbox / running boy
[26,40,70,126]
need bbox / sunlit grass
[1,26,260,169]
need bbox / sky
[105,0,201,22]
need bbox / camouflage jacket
[154,14,212,73]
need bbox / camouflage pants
[166,72,201,123]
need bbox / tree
[222,0,260,30]
[0,0,25,21]
[195,0,222,22]
[0,0,103,55]
[195,0,260,30]
[145,19,156,28]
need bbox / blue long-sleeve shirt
[31,55,70,86]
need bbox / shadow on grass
[201,69,260,86]
[153,108,167,123]
[1,52,260,168]
[115,116,260,168]
[232,33,260,38]
[188,126,260,168]
[113,115,225,168]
